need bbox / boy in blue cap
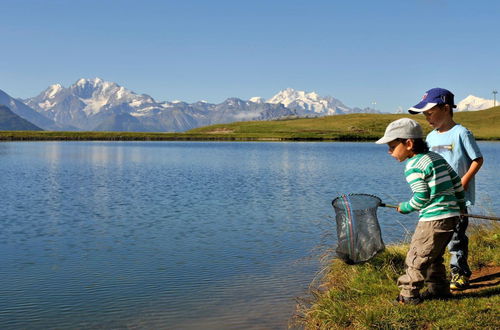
[408,88,484,290]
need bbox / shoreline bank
[293,223,500,329]
[1,131,499,142]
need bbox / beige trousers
[398,217,459,298]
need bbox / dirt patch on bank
[206,128,234,134]
[452,265,500,296]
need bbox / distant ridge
[22,78,379,132]
[0,105,42,131]
[4,78,497,133]
[0,89,58,130]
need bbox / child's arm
[461,157,484,191]
[447,163,467,211]
[459,129,483,191]
[398,168,429,214]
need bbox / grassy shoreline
[293,223,500,329]
[1,108,499,141]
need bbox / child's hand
[461,178,469,191]
[397,205,403,213]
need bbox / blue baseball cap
[408,88,457,114]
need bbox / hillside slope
[188,107,500,140]
[0,105,43,131]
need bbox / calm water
[1,141,498,329]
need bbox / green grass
[188,106,500,141]
[293,223,500,329]
[0,130,189,141]
[1,107,499,141]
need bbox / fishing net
[331,193,385,264]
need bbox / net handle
[462,214,500,221]
[379,203,397,209]
[379,203,500,221]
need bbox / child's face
[423,105,450,129]
[387,139,414,162]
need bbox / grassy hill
[0,107,498,141]
[188,106,500,141]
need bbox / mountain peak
[69,78,134,99]
[456,94,497,111]
[25,78,159,120]
[267,88,352,115]
[76,77,104,86]
[216,98,246,109]
[249,96,265,103]
[45,84,63,98]
[267,88,323,106]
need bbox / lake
[1,141,498,329]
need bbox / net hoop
[332,193,382,210]
[331,193,385,264]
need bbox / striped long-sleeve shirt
[399,151,466,221]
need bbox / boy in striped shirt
[376,118,466,304]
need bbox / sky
[1,0,499,112]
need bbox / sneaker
[450,274,470,290]
[421,290,452,300]
[394,294,422,305]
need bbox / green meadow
[1,107,499,141]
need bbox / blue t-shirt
[426,124,482,205]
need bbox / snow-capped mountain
[267,88,351,115]
[456,95,498,112]
[24,78,295,132]
[25,78,163,130]
[249,96,266,104]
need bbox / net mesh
[331,194,385,264]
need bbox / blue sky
[1,0,499,112]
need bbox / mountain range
[21,79,379,132]
[0,78,497,132]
